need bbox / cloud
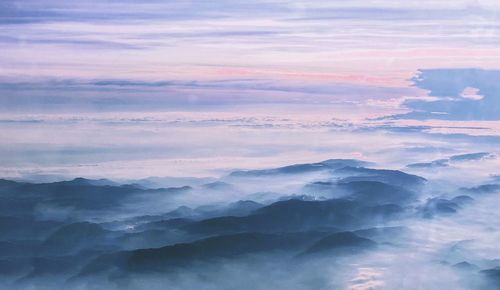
[0,0,291,24]
[391,68,500,120]
[0,35,144,50]
[0,1,62,24]
[3,0,500,88]
[449,152,492,162]
[0,77,412,111]
[407,152,494,169]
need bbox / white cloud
[461,87,484,100]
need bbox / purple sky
[1,0,499,179]
[2,0,500,110]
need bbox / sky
[0,0,499,179]
[3,3,500,290]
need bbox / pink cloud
[209,66,403,87]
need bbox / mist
[1,149,499,290]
